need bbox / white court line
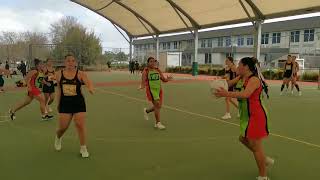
[95,88,320,150]
[0,116,10,123]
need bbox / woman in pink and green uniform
[215,57,273,180]
[139,57,173,130]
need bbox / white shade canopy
[71,0,320,37]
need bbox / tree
[50,16,102,65]
[0,31,48,63]
[115,51,128,62]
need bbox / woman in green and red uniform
[215,57,273,180]
[139,57,173,130]
[9,59,53,121]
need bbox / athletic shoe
[80,146,89,158]
[256,176,270,180]
[266,156,275,167]
[54,135,62,151]
[154,122,166,130]
[8,109,16,120]
[42,115,54,121]
[291,90,294,95]
[221,113,231,120]
[298,91,302,96]
[143,108,149,120]
[280,91,283,96]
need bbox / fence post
[318,68,320,90]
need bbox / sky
[0,0,320,53]
[0,0,130,52]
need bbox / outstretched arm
[159,70,173,82]
[80,71,94,94]
[139,69,147,89]
[215,77,260,99]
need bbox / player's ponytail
[240,57,269,98]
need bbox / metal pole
[156,35,159,60]
[254,20,262,61]
[129,37,132,62]
[193,29,199,76]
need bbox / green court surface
[0,71,320,180]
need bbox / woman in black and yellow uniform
[43,58,56,113]
[221,57,238,119]
[54,54,94,158]
[280,55,293,95]
[290,56,301,96]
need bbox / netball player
[215,57,274,180]
[54,54,94,158]
[43,58,56,113]
[139,57,173,130]
[221,56,238,119]
[9,59,53,121]
[280,55,293,95]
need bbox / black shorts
[58,96,86,114]
[228,87,234,92]
[0,76,4,86]
[43,82,55,93]
[283,73,292,79]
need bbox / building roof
[72,0,320,37]
[133,16,320,45]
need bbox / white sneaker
[291,90,294,95]
[256,176,270,180]
[54,136,62,151]
[298,91,302,96]
[280,91,283,96]
[80,146,89,158]
[154,122,166,130]
[143,108,149,120]
[221,113,231,120]
[266,156,275,167]
[8,109,16,121]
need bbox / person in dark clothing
[5,61,11,78]
[19,61,27,77]
[129,61,135,74]
[134,61,140,74]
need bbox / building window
[205,53,212,64]
[182,53,192,65]
[207,39,212,48]
[167,42,171,49]
[247,36,253,46]
[218,37,223,47]
[187,40,193,47]
[174,41,178,49]
[200,40,206,48]
[178,41,181,49]
[272,32,281,44]
[237,36,244,46]
[226,53,233,58]
[304,29,314,42]
[261,33,269,44]
[225,36,231,47]
[162,43,166,50]
[290,31,300,43]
